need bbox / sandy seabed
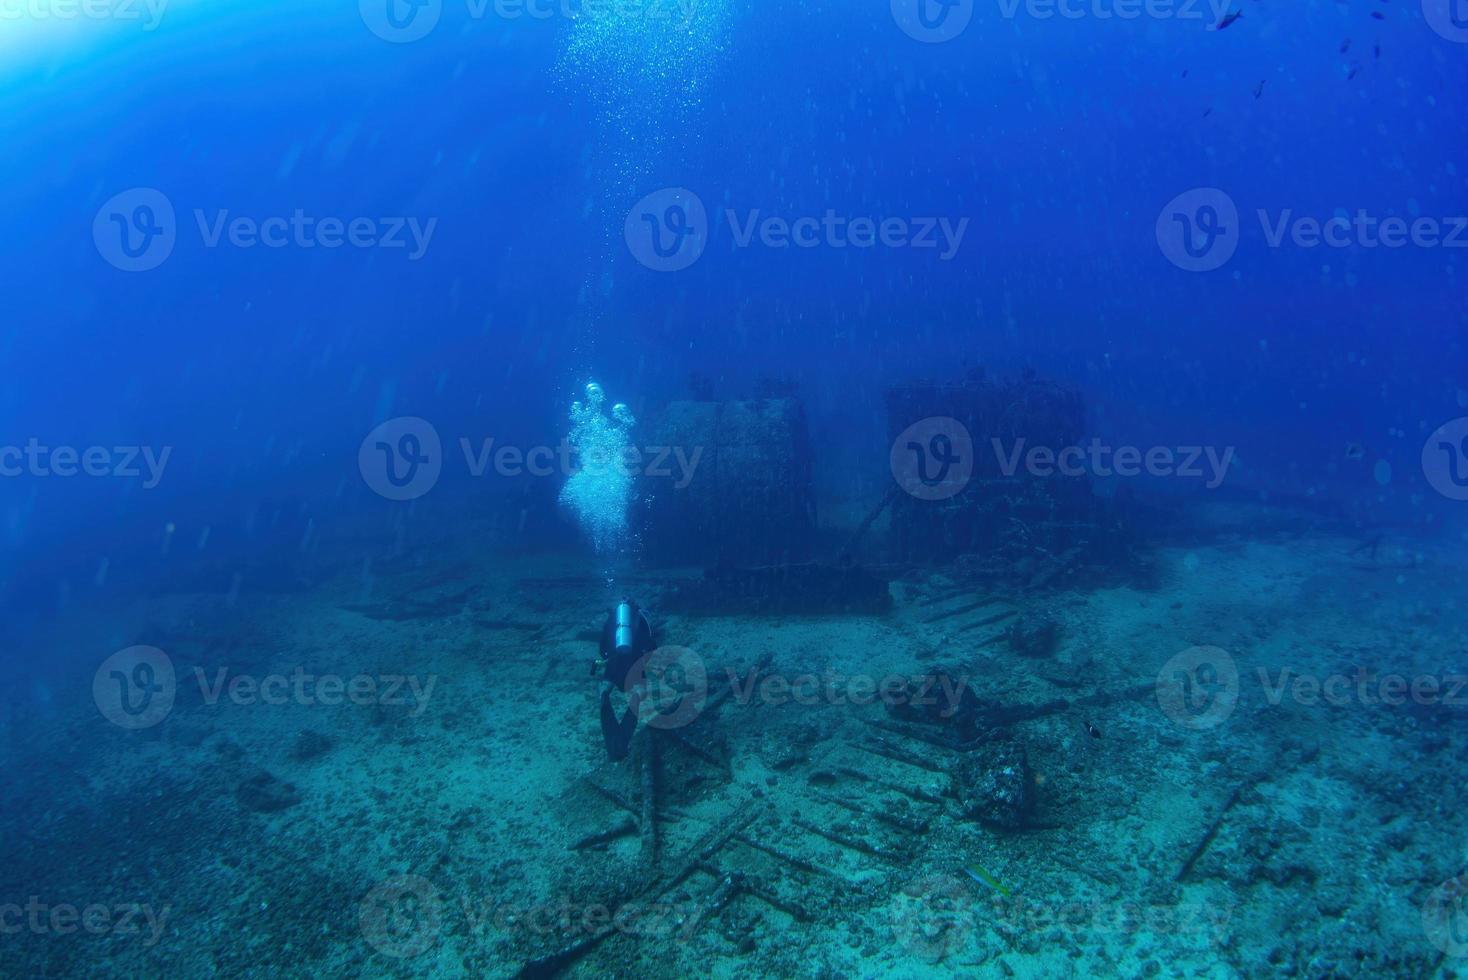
[2,524,1466,979]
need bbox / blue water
[2,2,1467,976]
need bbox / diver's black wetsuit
[597,600,654,761]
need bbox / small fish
[1340,39,1351,53]
[1214,9,1243,29]
[1370,10,1384,18]
[1374,43,1381,58]
[1085,721,1103,739]
[1182,68,1190,78]
[1345,443,1365,460]
[964,865,1014,897]
[1253,79,1266,99]
[1203,107,1213,117]
[1347,64,1361,80]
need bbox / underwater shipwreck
[4,368,1459,979]
[344,369,1238,977]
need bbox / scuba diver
[593,598,655,761]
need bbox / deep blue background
[1,0,1465,614]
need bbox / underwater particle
[555,1,731,188]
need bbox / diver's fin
[600,689,639,761]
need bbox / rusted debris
[516,801,763,978]
[665,729,731,776]
[569,818,638,851]
[814,791,930,834]
[792,817,908,864]
[732,833,843,880]
[833,765,946,805]
[1177,784,1245,882]
[639,731,660,873]
[853,737,948,773]
[580,777,638,816]
[955,608,1019,632]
